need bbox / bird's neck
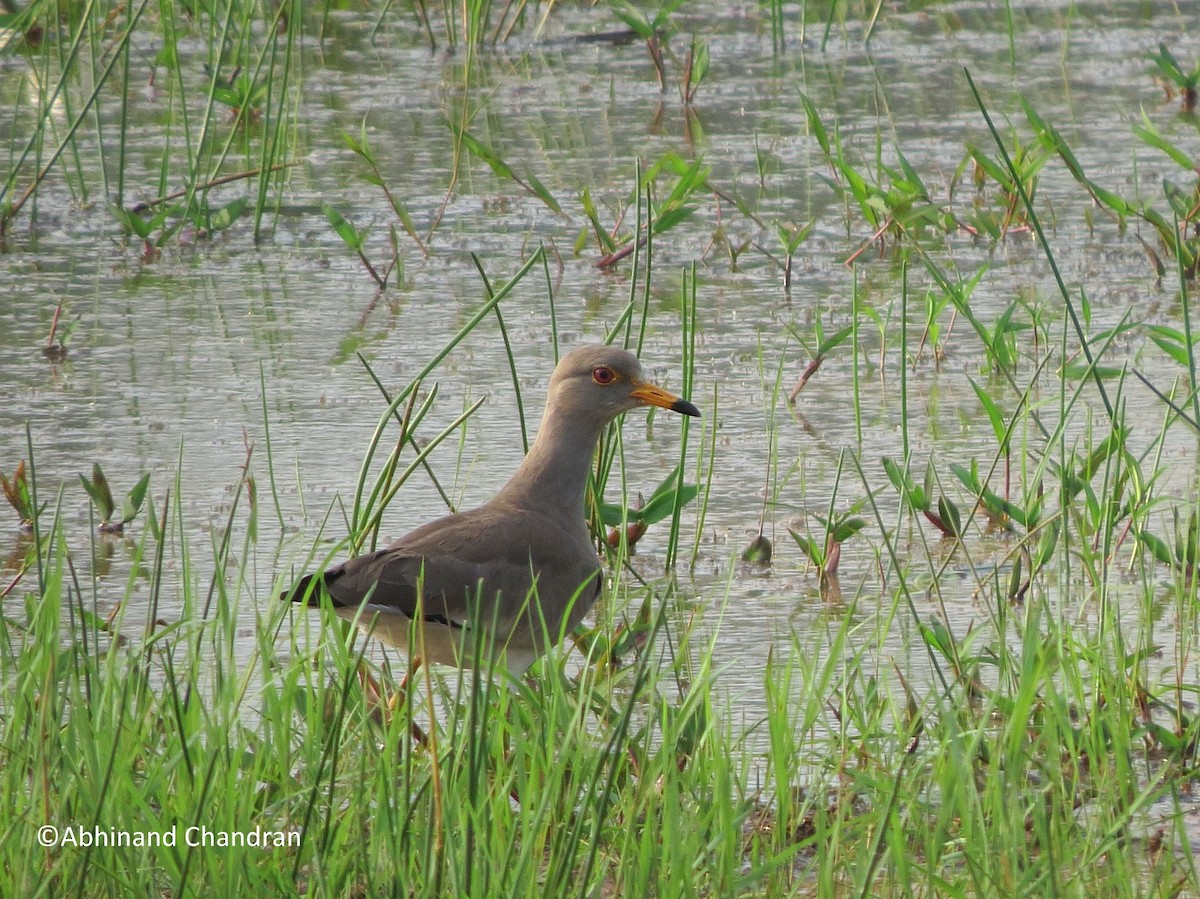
[497,404,605,528]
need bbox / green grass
[5,450,1199,895]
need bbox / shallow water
[3,1,1200,793]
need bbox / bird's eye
[592,366,617,385]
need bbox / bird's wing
[318,506,600,640]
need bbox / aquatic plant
[962,129,1051,239]
[1137,509,1200,582]
[591,153,708,267]
[0,460,38,533]
[774,221,814,296]
[78,465,150,536]
[680,34,709,105]
[1022,98,1200,280]
[785,317,851,405]
[450,125,563,215]
[0,0,297,239]
[341,125,427,256]
[1148,43,1200,113]
[801,95,963,259]
[788,509,865,582]
[40,303,79,363]
[321,202,389,289]
[608,0,688,90]
[205,67,270,127]
[882,457,962,539]
[600,463,699,551]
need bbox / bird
[284,345,700,677]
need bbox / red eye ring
[592,366,617,385]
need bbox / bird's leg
[357,657,426,746]
[395,655,428,746]
[396,654,422,698]
[357,662,388,722]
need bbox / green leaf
[1060,362,1126,380]
[394,200,418,237]
[1149,333,1192,367]
[1132,113,1195,170]
[642,150,688,182]
[799,94,830,158]
[523,169,562,214]
[949,462,1026,528]
[81,464,116,521]
[1006,553,1023,601]
[690,40,709,85]
[968,378,1008,446]
[830,517,867,544]
[968,146,1013,188]
[776,220,814,254]
[653,0,689,27]
[650,205,696,235]
[321,202,363,250]
[79,474,107,519]
[56,313,82,348]
[882,457,929,512]
[210,197,248,232]
[659,158,709,208]
[147,497,163,541]
[1089,184,1134,217]
[599,502,627,528]
[1033,520,1060,570]
[1163,179,1195,221]
[111,205,154,239]
[459,131,516,182]
[601,465,699,527]
[816,325,853,358]
[950,460,980,492]
[936,496,962,538]
[638,482,699,526]
[788,528,822,565]
[1147,323,1187,344]
[1080,429,1123,484]
[580,189,617,254]
[919,620,955,660]
[1147,43,1186,82]
[341,129,369,158]
[1136,528,1176,567]
[610,3,654,38]
[893,148,928,197]
[120,473,151,525]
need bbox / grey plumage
[284,345,700,675]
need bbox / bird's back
[304,501,602,668]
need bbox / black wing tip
[282,571,338,607]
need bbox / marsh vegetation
[3,1,1200,895]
